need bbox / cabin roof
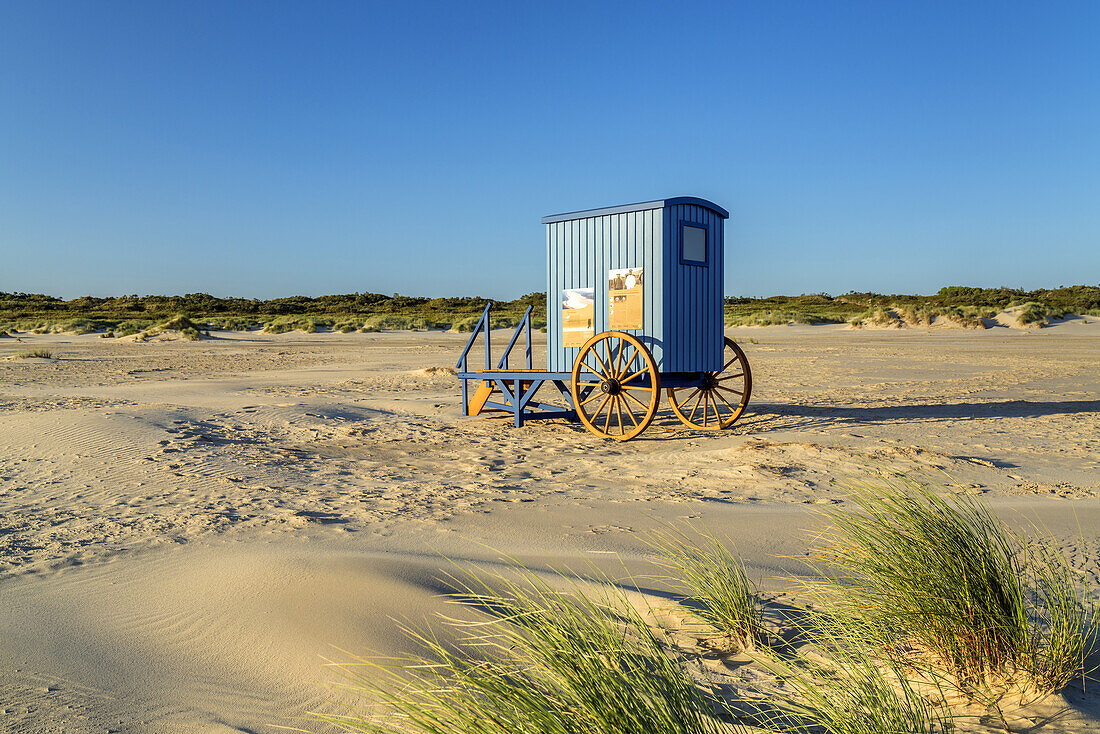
[541,197,729,224]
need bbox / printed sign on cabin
[561,287,595,347]
[608,267,643,330]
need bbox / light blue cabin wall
[546,207,665,372]
[662,203,725,372]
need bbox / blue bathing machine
[455,196,751,441]
[542,197,729,374]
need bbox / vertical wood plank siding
[662,203,724,372]
[545,201,722,373]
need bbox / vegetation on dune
[807,477,1098,698]
[726,285,1099,328]
[0,285,1096,334]
[13,349,54,359]
[0,291,543,335]
[324,565,731,734]
[648,528,762,650]
[338,479,1096,734]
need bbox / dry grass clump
[649,529,762,649]
[808,477,1097,697]
[323,565,732,734]
[14,349,53,359]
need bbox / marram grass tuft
[648,528,762,649]
[320,564,736,734]
[806,475,1097,696]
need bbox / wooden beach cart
[456,197,751,440]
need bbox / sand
[0,322,1098,732]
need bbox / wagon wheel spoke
[618,365,648,385]
[613,342,627,380]
[593,348,615,377]
[590,393,613,425]
[621,389,650,412]
[580,359,608,379]
[620,396,639,427]
[615,347,637,378]
[688,390,704,423]
[673,388,700,411]
[578,390,605,408]
[571,332,660,441]
[713,387,738,413]
[668,338,752,431]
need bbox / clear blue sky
[2,1,1097,299]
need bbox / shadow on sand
[743,399,1100,428]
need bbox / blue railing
[497,305,533,370]
[455,302,534,415]
[455,302,493,373]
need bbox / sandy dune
[0,323,1098,732]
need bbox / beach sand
[1,322,1098,732]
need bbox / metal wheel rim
[570,331,660,441]
[667,337,752,430]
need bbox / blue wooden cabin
[542,196,729,374]
[456,196,750,440]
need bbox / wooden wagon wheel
[571,331,660,441]
[668,337,752,430]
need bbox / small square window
[682,224,707,264]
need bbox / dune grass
[847,305,992,329]
[13,348,53,359]
[323,565,734,734]
[334,478,1097,733]
[1015,302,1068,326]
[648,528,762,649]
[647,526,953,732]
[807,476,1097,696]
[754,611,953,734]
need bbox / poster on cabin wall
[608,267,643,330]
[561,287,595,347]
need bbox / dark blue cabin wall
[663,203,725,372]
